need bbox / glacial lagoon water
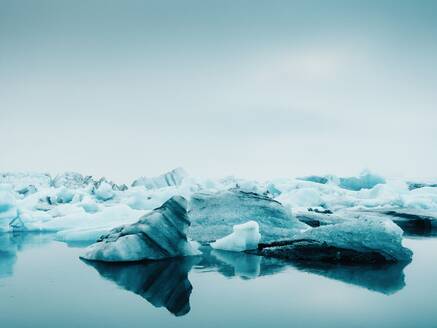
[0,233,436,328]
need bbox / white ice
[211,221,261,252]
[94,182,115,201]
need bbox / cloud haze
[1,0,436,182]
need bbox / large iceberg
[211,221,261,252]
[254,218,412,263]
[189,190,308,243]
[81,196,199,262]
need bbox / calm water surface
[0,233,436,327]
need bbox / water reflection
[82,257,200,316]
[0,234,17,279]
[0,233,53,279]
[0,233,412,317]
[291,261,408,295]
[196,247,286,279]
[198,248,408,295]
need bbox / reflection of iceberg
[0,232,53,279]
[292,261,408,295]
[195,247,287,279]
[210,250,262,278]
[82,257,200,316]
[0,234,17,279]
[196,247,408,294]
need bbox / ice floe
[211,221,261,252]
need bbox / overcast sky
[1,0,436,183]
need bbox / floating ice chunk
[189,190,308,243]
[298,175,331,184]
[211,221,261,252]
[56,188,75,204]
[256,217,412,263]
[79,197,99,213]
[94,182,115,201]
[339,171,385,191]
[131,167,187,189]
[81,196,200,261]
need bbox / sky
[1,0,436,183]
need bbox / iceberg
[131,167,187,189]
[298,175,331,185]
[254,218,412,263]
[211,221,261,252]
[80,196,199,262]
[189,190,308,243]
[338,171,386,191]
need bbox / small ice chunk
[79,198,99,213]
[94,182,115,201]
[211,221,261,252]
[56,188,75,204]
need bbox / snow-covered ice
[211,221,261,252]
[93,181,115,201]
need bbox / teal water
[0,234,436,327]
